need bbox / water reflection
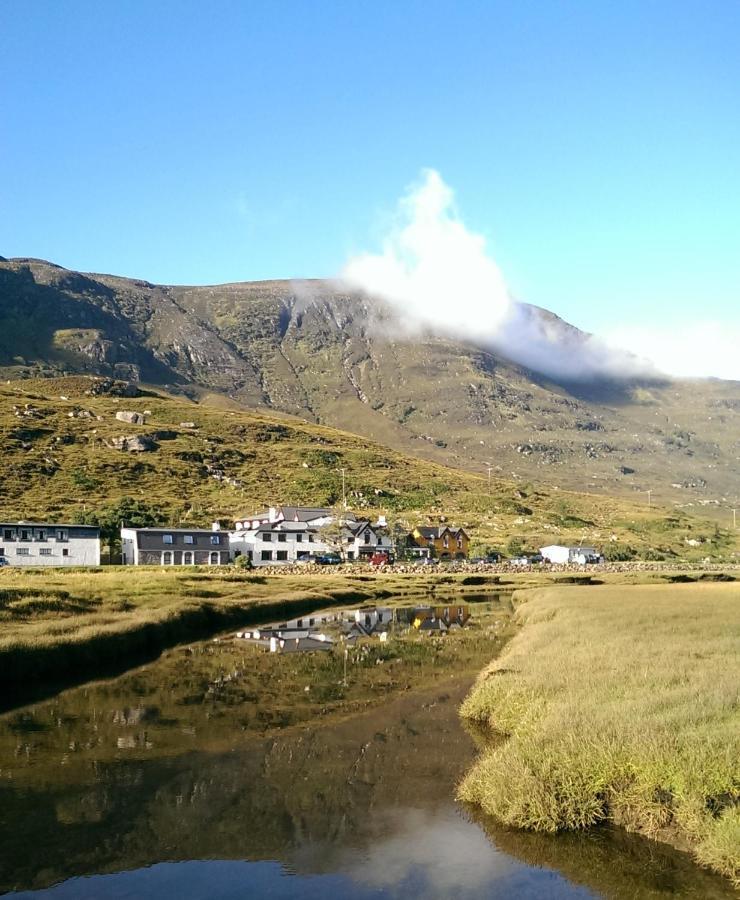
[0,619,735,898]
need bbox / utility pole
[732,508,737,529]
[486,465,493,492]
[340,467,347,510]
[644,489,652,508]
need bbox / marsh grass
[458,583,740,884]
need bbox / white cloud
[605,321,740,381]
[341,169,659,383]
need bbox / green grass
[458,583,740,884]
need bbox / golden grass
[458,583,740,884]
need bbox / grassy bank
[458,583,740,884]
[0,566,527,696]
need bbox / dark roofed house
[409,525,470,560]
[121,524,229,566]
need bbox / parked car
[509,556,531,567]
[0,557,7,567]
[413,557,439,566]
[370,552,392,567]
[314,554,342,566]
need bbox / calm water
[0,624,734,899]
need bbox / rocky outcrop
[115,410,146,425]
[108,434,158,452]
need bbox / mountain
[1,256,738,519]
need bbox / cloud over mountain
[341,170,661,383]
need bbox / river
[0,599,734,899]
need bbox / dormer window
[163,534,174,544]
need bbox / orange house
[410,525,470,560]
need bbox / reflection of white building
[353,607,394,631]
[540,545,602,565]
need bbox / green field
[458,582,740,884]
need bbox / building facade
[121,525,229,565]
[231,507,393,565]
[0,522,100,567]
[410,525,470,560]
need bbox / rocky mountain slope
[1,256,738,518]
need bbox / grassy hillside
[1,375,736,561]
[2,256,738,517]
[459,583,740,883]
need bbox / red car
[370,552,391,567]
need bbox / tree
[76,497,163,563]
[316,517,347,556]
[505,536,527,558]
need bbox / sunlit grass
[458,583,740,884]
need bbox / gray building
[0,522,101,567]
[121,525,230,566]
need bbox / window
[163,534,174,544]
[40,548,52,556]
[16,548,30,555]
[296,534,303,543]
[183,551,193,565]
[210,535,221,545]
[261,550,273,561]
[0,548,4,557]
[56,530,67,541]
[276,550,288,561]
[3,530,12,541]
[36,530,46,541]
[62,548,69,557]
[308,534,314,543]
[209,551,220,565]
[20,530,30,542]
[162,551,173,565]
[184,535,194,544]
[278,533,287,542]
[364,532,371,544]
[261,533,272,542]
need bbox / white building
[540,545,602,565]
[344,521,393,560]
[230,520,327,565]
[0,522,100,567]
[231,506,393,565]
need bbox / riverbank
[458,582,740,885]
[0,565,737,694]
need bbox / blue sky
[1,1,739,376]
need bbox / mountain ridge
[1,255,738,519]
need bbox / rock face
[115,411,146,425]
[108,434,157,452]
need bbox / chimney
[211,521,221,532]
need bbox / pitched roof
[414,525,468,539]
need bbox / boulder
[109,434,158,452]
[115,410,146,425]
